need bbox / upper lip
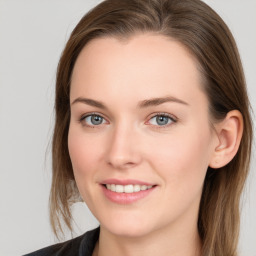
[100,179,155,186]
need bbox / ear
[209,110,243,169]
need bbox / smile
[101,179,157,204]
[105,184,153,193]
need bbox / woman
[25,0,253,255]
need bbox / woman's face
[68,34,218,237]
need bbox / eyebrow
[71,96,189,109]
[138,96,189,108]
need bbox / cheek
[148,126,212,189]
[68,128,103,186]
[145,126,213,221]
[68,128,108,208]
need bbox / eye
[148,113,176,127]
[80,113,107,126]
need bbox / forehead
[70,33,206,107]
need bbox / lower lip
[102,185,156,204]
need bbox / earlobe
[209,110,243,169]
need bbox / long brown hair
[50,0,253,255]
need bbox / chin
[99,214,158,238]
[106,224,151,238]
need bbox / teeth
[115,185,124,193]
[141,185,147,191]
[134,185,140,192]
[124,184,133,193]
[105,184,153,193]
[110,184,116,192]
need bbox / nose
[105,123,142,170]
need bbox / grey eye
[85,114,105,125]
[149,115,174,126]
[157,116,169,125]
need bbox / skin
[68,34,242,256]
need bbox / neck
[94,220,202,256]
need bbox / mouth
[103,184,154,193]
[100,179,157,204]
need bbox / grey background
[0,0,255,255]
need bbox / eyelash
[79,112,177,129]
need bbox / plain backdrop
[0,1,255,255]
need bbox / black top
[23,227,100,256]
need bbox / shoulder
[23,227,100,256]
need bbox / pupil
[156,116,168,125]
[91,115,102,125]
